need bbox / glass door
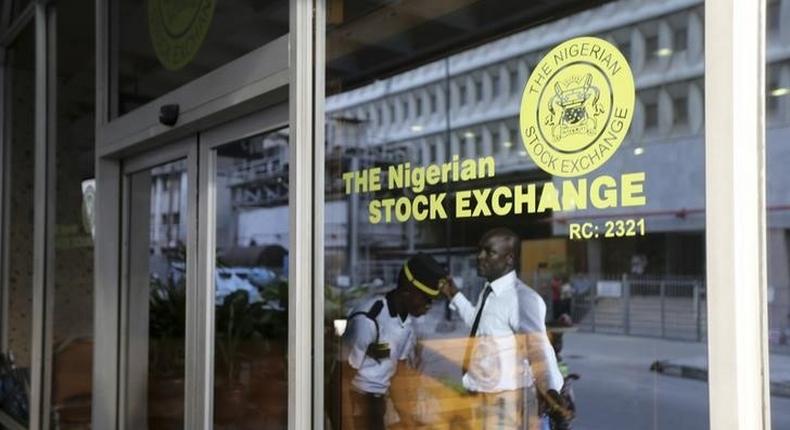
[121,138,197,429]
[117,104,288,429]
[199,103,289,429]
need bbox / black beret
[402,253,447,297]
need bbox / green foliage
[149,275,187,339]
[149,275,187,378]
[215,283,288,384]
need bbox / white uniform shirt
[344,296,417,395]
[450,270,563,393]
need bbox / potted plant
[147,274,187,426]
[214,289,268,423]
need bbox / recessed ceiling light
[655,48,673,57]
[519,150,527,157]
[464,131,475,139]
[771,87,790,97]
[411,125,423,132]
[633,147,644,156]
[503,141,513,148]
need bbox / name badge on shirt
[367,342,391,360]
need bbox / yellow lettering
[562,178,587,210]
[514,184,537,214]
[472,188,492,217]
[430,193,447,219]
[456,190,472,218]
[621,172,646,206]
[538,182,561,212]
[478,156,496,178]
[413,195,429,221]
[369,200,381,223]
[426,165,441,185]
[395,197,411,222]
[492,186,512,216]
[369,167,381,192]
[460,159,477,181]
[590,176,617,208]
[342,171,354,194]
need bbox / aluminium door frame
[195,101,289,427]
[705,0,770,429]
[118,136,198,430]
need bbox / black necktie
[462,283,493,374]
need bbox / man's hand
[438,277,458,299]
[544,388,574,423]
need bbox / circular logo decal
[148,0,215,71]
[519,37,634,177]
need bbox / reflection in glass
[1,24,35,426]
[213,129,289,428]
[325,1,711,429]
[766,0,790,426]
[50,1,97,426]
[112,0,288,116]
[127,160,188,429]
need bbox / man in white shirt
[440,228,569,430]
[342,253,445,429]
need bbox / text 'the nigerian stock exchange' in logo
[148,0,215,71]
[520,37,635,177]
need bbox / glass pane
[212,128,289,428]
[766,0,790,426]
[324,1,710,430]
[1,23,35,427]
[50,0,97,427]
[111,0,288,116]
[9,0,32,22]
[127,159,189,429]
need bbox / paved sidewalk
[562,331,790,398]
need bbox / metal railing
[567,274,707,342]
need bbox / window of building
[619,41,631,61]
[768,0,781,32]
[645,34,659,57]
[510,68,520,94]
[673,95,689,127]
[474,134,483,156]
[674,27,688,52]
[645,101,659,131]
[459,83,468,105]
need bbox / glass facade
[2,21,34,427]
[323,1,713,429]
[50,0,96,426]
[0,0,778,429]
[111,0,288,116]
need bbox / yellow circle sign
[519,37,634,177]
[148,0,215,71]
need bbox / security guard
[342,253,445,430]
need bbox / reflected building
[321,0,790,339]
[143,0,790,342]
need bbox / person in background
[341,253,445,429]
[440,228,571,430]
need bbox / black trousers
[350,390,386,430]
